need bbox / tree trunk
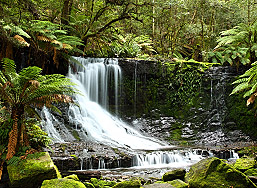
[61,0,73,26]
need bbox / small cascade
[41,107,75,143]
[132,150,204,168]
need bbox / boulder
[41,178,86,188]
[90,178,116,187]
[64,174,80,181]
[7,152,61,188]
[234,156,256,172]
[112,180,141,188]
[167,179,188,188]
[143,183,175,188]
[185,157,257,188]
[162,168,186,182]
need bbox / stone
[7,152,61,188]
[234,156,256,172]
[185,157,257,188]
[112,180,141,188]
[90,178,116,187]
[84,182,95,188]
[143,183,175,188]
[41,178,86,188]
[162,168,186,182]
[167,179,188,188]
[64,174,80,181]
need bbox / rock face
[162,169,186,182]
[41,178,86,188]
[185,157,257,188]
[7,152,61,188]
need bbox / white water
[132,150,204,168]
[67,57,167,150]
[41,106,75,143]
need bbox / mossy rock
[84,182,95,188]
[41,178,86,188]
[64,174,79,181]
[162,168,186,182]
[234,156,256,172]
[90,178,116,188]
[144,183,175,187]
[185,157,257,188]
[112,180,141,188]
[167,179,188,188]
[244,168,257,176]
[7,152,61,188]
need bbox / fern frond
[232,77,249,84]
[230,82,250,95]
[13,35,30,47]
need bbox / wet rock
[64,170,101,181]
[167,179,188,188]
[7,152,61,188]
[112,179,141,188]
[162,169,186,182]
[143,183,175,188]
[41,178,86,188]
[185,157,257,188]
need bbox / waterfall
[67,57,166,150]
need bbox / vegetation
[0,58,77,179]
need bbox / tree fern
[0,58,78,161]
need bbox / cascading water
[67,57,166,150]
[42,58,240,172]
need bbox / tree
[0,58,77,162]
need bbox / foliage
[230,61,257,112]
[214,22,257,64]
[208,47,250,66]
[26,120,51,149]
[0,57,77,180]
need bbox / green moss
[234,156,256,172]
[41,178,86,188]
[8,152,61,188]
[64,174,79,181]
[185,157,257,188]
[167,179,188,188]
[84,182,95,188]
[162,168,186,181]
[72,130,81,141]
[112,180,141,188]
[90,178,116,188]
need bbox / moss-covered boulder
[143,183,175,188]
[112,180,141,188]
[84,182,95,188]
[90,178,116,187]
[167,179,188,188]
[162,169,186,182]
[185,157,257,188]
[234,156,256,172]
[64,174,80,181]
[41,178,86,188]
[7,152,61,188]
